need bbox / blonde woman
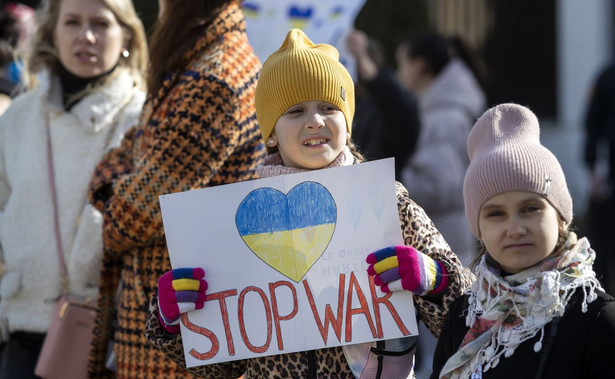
[0,0,147,377]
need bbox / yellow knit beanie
[255,28,355,141]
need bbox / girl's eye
[285,108,303,114]
[523,205,540,213]
[486,210,504,218]
[65,19,79,26]
[322,104,339,112]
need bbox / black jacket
[352,69,420,180]
[431,288,615,379]
[585,63,615,181]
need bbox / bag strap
[45,92,133,295]
[45,113,69,293]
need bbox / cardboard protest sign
[160,158,418,368]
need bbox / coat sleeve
[101,76,248,254]
[583,65,615,170]
[144,294,248,378]
[429,295,468,379]
[395,181,474,338]
[88,90,145,212]
[89,127,137,212]
[587,296,615,377]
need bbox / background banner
[242,0,367,79]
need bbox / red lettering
[269,281,298,350]
[206,289,239,355]
[182,313,219,360]
[183,289,238,360]
[302,274,345,344]
[369,276,410,336]
[345,271,376,342]
[238,286,272,353]
[181,274,410,362]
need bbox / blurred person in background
[346,29,421,180]
[0,0,147,376]
[396,30,486,378]
[583,60,615,295]
[3,1,37,47]
[398,30,486,267]
[86,0,265,377]
[0,8,19,113]
[0,1,39,96]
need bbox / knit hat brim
[463,103,573,238]
[255,29,355,141]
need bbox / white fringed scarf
[439,232,603,379]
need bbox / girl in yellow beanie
[147,28,473,378]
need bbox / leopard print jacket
[145,181,474,378]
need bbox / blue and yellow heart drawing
[235,182,337,282]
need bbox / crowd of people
[0,0,613,378]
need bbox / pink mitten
[157,267,207,333]
[366,246,448,295]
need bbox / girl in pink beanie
[432,103,615,378]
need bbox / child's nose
[506,217,527,237]
[305,112,325,128]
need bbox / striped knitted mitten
[366,246,449,295]
[157,267,208,333]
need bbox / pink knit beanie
[463,103,573,238]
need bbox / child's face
[270,100,347,169]
[478,191,560,274]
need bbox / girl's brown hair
[147,0,241,96]
[24,0,148,90]
[347,138,366,163]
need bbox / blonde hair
[23,0,148,91]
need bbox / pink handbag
[34,114,98,379]
[34,295,97,379]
